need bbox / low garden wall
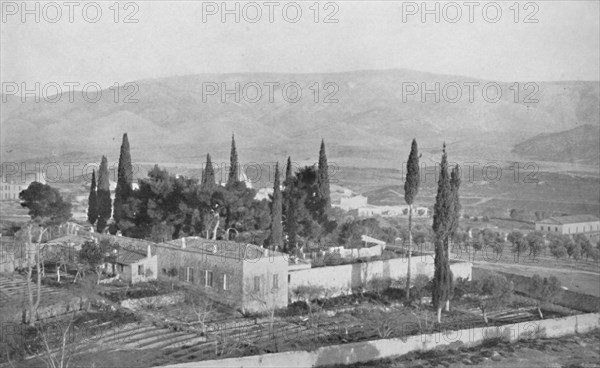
[161,313,600,368]
[120,292,185,310]
[18,296,90,323]
[288,256,472,299]
[473,267,600,313]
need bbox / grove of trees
[85,135,340,253]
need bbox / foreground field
[331,328,600,368]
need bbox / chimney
[147,244,152,258]
[181,237,186,249]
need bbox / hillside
[513,125,600,165]
[1,70,599,168]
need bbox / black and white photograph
[1,1,599,367]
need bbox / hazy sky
[1,0,599,88]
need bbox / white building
[334,193,429,218]
[0,171,45,200]
[535,215,600,238]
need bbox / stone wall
[160,313,600,368]
[120,292,185,310]
[21,296,90,323]
[288,256,472,299]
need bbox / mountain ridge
[1,69,598,168]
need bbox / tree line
[85,134,338,252]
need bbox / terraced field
[0,273,86,322]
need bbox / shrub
[464,273,513,325]
[410,274,431,304]
[528,275,561,319]
[366,277,392,299]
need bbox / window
[186,267,194,283]
[137,265,144,276]
[288,274,291,283]
[205,270,213,287]
[555,227,558,232]
[223,274,229,291]
[253,276,260,292]
[272,274,279,289]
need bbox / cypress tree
[113,133,133,227]
[404,139,420,299]
[449,164,462,252]
[201,153,216,192]
[87,169,98,225]
[283,156,297,252]
[317,139,331,211]
[227,134,239,187]
[96,156,112,233]
[432,143,453,323]
[267,163,283,250]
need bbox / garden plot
[0,273,77,307]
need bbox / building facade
[154,237,288,313]
[114,244,158,284]
[535,215,600,238]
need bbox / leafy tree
[507,230,527,262]
[525,231,545,260]
[227,134,239,187]
[410,274,430,305]
[201,153,217,192]
[283,156,298,251]
[478,228,496,257]
[404,138,420,299]
[574,234,594,261]
[292,285,326,327]
[87,169,98,225]
[96,156,112,233]
[564,236,581,260]
[294,166,337,242]
[78,240,105,284]
[432,143,453,322]
[19,182,72,325]
[529,275,561,319]
[550,245,568,259]
[548,234,568,260]
[464,273,513,325]
[448,164,461,241]
[470,233,483,262]
[317,139,331,211]
[20,182,72,224]
[113,133,133,229]
[266,163,283,250]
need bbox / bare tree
[35,312,78,368]
[186,289,214,335]
[24,224,49,325]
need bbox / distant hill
[1,70,599,168]
[513,125,600,165]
